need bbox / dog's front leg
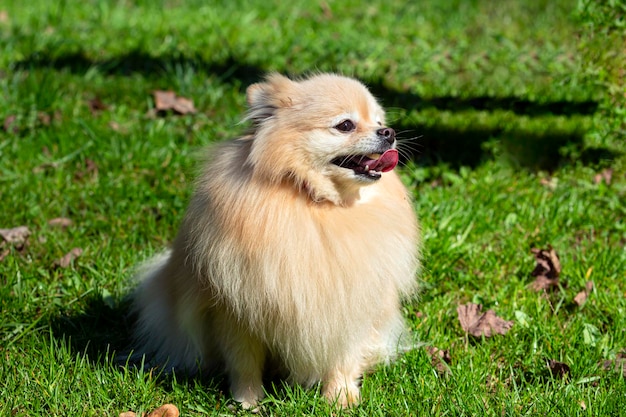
[321,363,363,408]
[218,327,266,410]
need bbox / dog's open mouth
[331,149,399,179]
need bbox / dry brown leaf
[147,404,179,417]
[547,359,570,379]
[593,168,613,185]
[530,247,561,291]
[87,97,108,114]
[530,275,560,291]
[3,114,18,133]
[0,226,30,248]
[153,90,176,110]
[425,346,451,374]
[531,247,561,278]
[171,97,195,115]
[48,217,73,228]
[320,1,333,19]
[54,247,83,268]
[33,161,58,174]
[573,281,594,306]
[601,352,626,377]
[119,404,179,417]
[53,110,63,123]
[539,176,558,190]
[457,303,513,338]
[37,112,51,126]
[0,10,9,24]
[74,158,99,181]
[153,90,196,115]
[85,158,98,174]
[430,178,443,188]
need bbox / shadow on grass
[367,81,616,171]
[48,293,135,362]
[393,123,619,171]
[369,85,600,117]
[16,49,619,172]
[47,292,293,403]
[47,292,237,408]
[14,49,265,88]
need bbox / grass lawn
[1,0,625,415]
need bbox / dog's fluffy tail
[122,250,203,373]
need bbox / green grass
[1,0,625,415]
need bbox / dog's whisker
[396,139,422,157]
[396,129,417,137]
[396,133,425,160]
[339,154,356,166]
[396,148,413,161]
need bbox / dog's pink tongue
[372,149,399,172]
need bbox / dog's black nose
[377,127,396,144]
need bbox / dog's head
[244,73,398,205]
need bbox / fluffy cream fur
[132,73,420,408]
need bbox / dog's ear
[246,74,296,124]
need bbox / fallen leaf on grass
[529,247,561,291]
[320,1,333,19]
[0,226,30,248]
[48,217,73,228]
[119,404,179,417]
[54,247,83,268]
[87,97,108,115]
[32,160,59,174]
[109,121,122,132]
[147,404,179,417]
[74,158,99,181]
[37,112,51,126]
[457,303,513,338]
[593,168,613,185]
[573,281,594,306]
[539,176,558,190]
[430,178,443,188]
[425,346,452,374]
[85,158,98,174]
[531,247,561,278]
[153,90,196,115]
[601,352,626,378]
[530,275,560,291]
[547,359,570,379]
[3,114,19,134]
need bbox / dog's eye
[334,120,355,133]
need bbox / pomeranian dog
[132,73,420,409]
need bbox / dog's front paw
[322,381,361,408]
[231,384,264,413]
[228,401,261,414]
